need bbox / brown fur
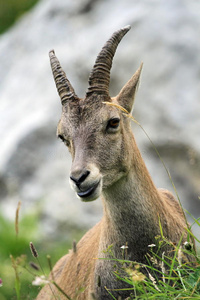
[37,28,194,300]
[37,128,191,299]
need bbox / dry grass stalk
[148,272,161,292]
[29,261,40,271]
[161,251,166,283]
[15,201,21,238]
[72,240,77,253]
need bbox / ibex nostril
[70,170,90,187]
[79,170,90,183]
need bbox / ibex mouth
[77,181,101,201]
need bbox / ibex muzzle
[70,164,102,201]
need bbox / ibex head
[49,26,142,202]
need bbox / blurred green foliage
[0,0,40,34]
[0,209,84,299]
[0,211,40,298]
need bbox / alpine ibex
[37,26,193,299]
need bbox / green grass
[94,228,200,300]
[0,210,40,299]
[0,206,84,299]
[0,0,40,34]
[2,201,198,300]
[0,202,199,299]
[106,237,200,299]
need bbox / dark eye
[58,134,70,147]
[107,118,120,130]
[58,134,64,142]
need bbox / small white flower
[148,244,156,248]
[120,245,128,249]
[32,276,50,286]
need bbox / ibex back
[37,26,193,300]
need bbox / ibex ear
[116,63,143,113]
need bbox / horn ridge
[86,25,131,97]
[49,50,78,104]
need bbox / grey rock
[0,0,200,240]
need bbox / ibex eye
[107,118,120,130]
[58,134,65,141]
[58,134,70,147]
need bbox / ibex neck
[95,139,164,299]
[101,139,161,256]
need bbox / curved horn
[49,50,78,104]
[86,25,131,97]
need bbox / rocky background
[0,0,200,241]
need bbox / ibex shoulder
[158,188,186,224]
